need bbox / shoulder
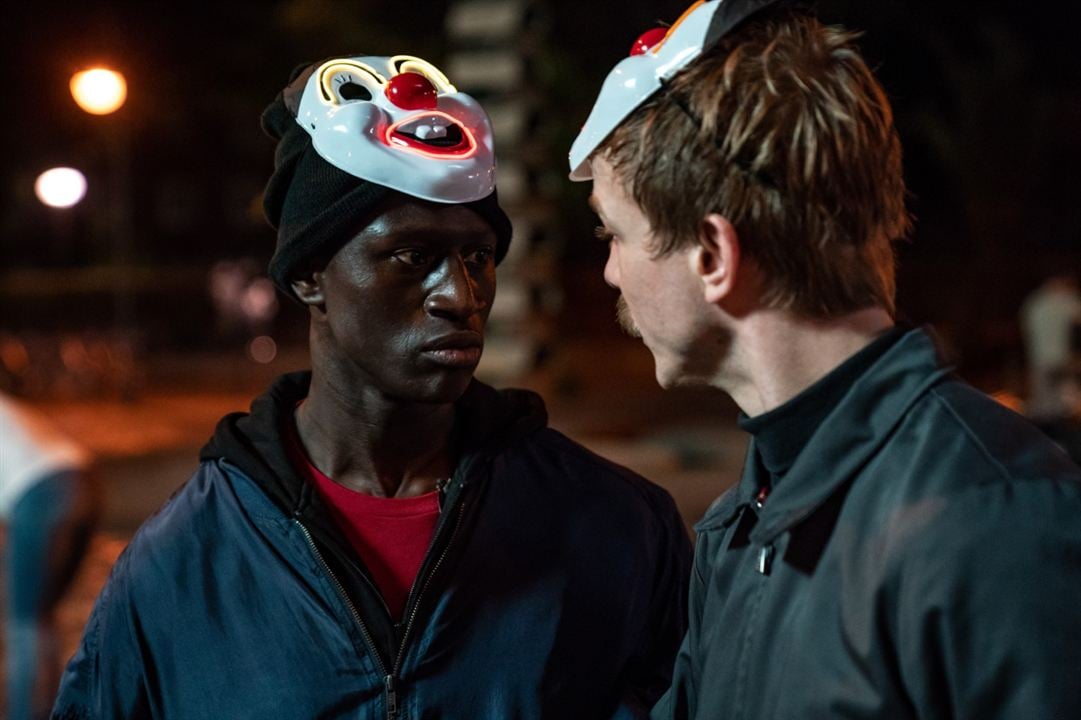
[109,460,262,588]
[884,461,1081,715]
[514,428,680,503]
[53,463,235,690]
[54,460,284,713]
[486,429,693,591]
[493,428,686,538]
[913,378,1080,486]
[880,382,1081,594]
[900,466,1081,564]
[859,378,1081,567]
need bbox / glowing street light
[34,167,88,208]
[68,62,137,353]
[70,68,127,115]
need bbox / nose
[385,72,438,110]
[425,256,487,321]
[603,243,621,290]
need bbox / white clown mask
[568,0,781,181]
[295,55,496,203]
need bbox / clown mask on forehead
[289,54,496,203]
[568,0,781,181]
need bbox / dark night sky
[1,0,1079,367]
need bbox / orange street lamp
[70,68,127,115]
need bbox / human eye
[464,245,495,268]
[594,225,616,243]
[391,248,430,267]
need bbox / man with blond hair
[569,1,1081,718]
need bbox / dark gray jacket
[653,328,1081,720]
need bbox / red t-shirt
[284,416,441,620]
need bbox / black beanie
[261,60,513,297]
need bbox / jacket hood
[199,371,548,516]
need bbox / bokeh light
[70,68,128,115]
[0,337,30,375]
[247,335,278,364]
[34,167,88,208]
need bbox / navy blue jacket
[652,328,1081,720]
[53,374,691,719]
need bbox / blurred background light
[69,67,127,115]
[34,167,88,208]
[246,335,277,364]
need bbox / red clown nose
[630,27,668,56]
[385,72,439,110]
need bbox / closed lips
[421,333,483,351]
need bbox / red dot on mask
[385,72,438,110]
[630,27,669,56]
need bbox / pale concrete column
[446,0,561,385]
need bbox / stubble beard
[616,295,641,338]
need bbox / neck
[720,306,894,417]
[296,369,457,498]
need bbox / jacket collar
[200,371,548,518]
[697,327,952,539]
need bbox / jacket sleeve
[896,479,1081,720]
[51,553,152,720]
[648,525,714,720]
[609,493,693,719]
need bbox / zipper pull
[385,674,399,720]
[755,484,770,510]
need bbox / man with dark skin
[53,54,691,719]
[291,201,495,501]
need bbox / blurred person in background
[1030,364,1081,464]
[1021,272,1081,463]
[53,53,690,719]
[1021,272,1081,411]
[0,391,97,720]
[569,0,1081,718]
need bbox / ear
[290,270,325,307]
[690,213,740,305]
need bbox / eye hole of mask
[338,81,372,101]
[319,61,386,104]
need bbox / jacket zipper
[379,496,468,719]
[296,490,469,720]
[294,521,394,711]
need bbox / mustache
[616,295,641,338]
